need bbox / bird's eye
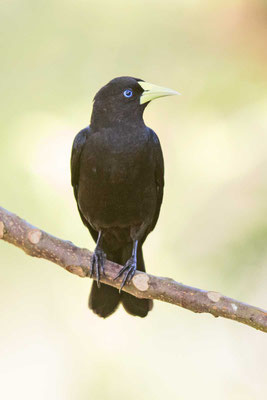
[123,89,133,98]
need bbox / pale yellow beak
[139,81,180,105]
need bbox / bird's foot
[90,248,106,288]
[114,256,137,291]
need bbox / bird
[71,76,178,318]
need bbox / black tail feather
[89,281,120,318]
[121,291,153,317]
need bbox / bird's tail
[88,245,153,318]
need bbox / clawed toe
[90,248,106,287]
[114,257,137,291]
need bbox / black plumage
[71,76,177,318]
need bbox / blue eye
[123,89,133,98]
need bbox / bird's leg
[90,231,106,288]
[114,240,138,291]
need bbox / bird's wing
[71,126,89,198]
[71,126,99,242]
[148,128,164,234]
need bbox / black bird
[71,76,178,318]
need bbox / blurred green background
[1,0,267,399]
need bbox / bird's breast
[84,128,152,183]
[78,129,157,229]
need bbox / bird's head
[91,76,179,129]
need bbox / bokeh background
[1,0,267,399]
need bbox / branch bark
[0,206,266,332]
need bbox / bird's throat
[91,104,145,131]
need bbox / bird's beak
[139,81,180,105]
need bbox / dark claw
[114,264,129,279]
[90,248,106,287]
[114,256,137,292]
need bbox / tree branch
[0,206,266,332]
